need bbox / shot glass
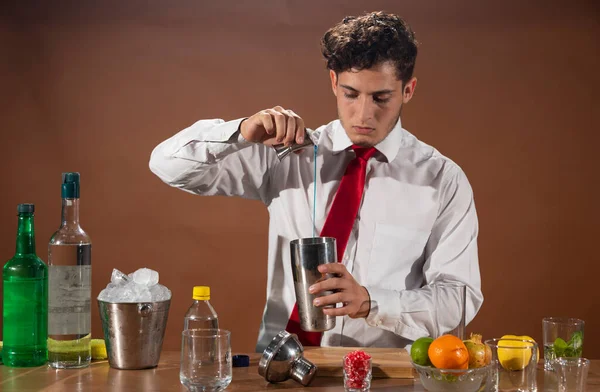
[180,329,232,392]
[555,357,590,392]
[343,351,372,392]
[542,317,584,371]
[485,337,538,392]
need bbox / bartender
[149,11,483,352]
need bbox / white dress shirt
[149,117,483,352]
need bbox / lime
[411,337,434,366]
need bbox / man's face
[330,61,416,147]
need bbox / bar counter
[1,351,599,391]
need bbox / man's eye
[373,96,390,104]
[344,93,358,100]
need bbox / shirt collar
[330,118,404,162]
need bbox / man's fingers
[322,306,353,317]
[309,277,347,294]
[245,106,306,145]
[266,109,286,142]
[287,109,306,144]
[314,291,346,307]
[317,263,349,276]
[272,106,288,143]
[259,111,275,135]
[284,113,296,146]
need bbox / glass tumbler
[542,317,584,371]
[180,329,232,392]
[556,357,590,392]
[485,337,538,392]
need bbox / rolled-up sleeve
[149,118,278,202]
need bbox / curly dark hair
[321,11,418,84]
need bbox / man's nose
[357,96,375,123]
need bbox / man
[149,11,483,352]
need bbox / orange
[428,334,469,370]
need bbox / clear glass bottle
[184,286,219,330]
[47,172,92,368]
[2,203,48,367]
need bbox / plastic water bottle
[184,286,219,330]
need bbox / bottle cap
[232,354,250,367]
[193,286,210,300]
[62,172,80,199]
[17,203,35,213]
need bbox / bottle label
[48,245,92,335]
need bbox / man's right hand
[240,106,307,147]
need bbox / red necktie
[285,146,377,346]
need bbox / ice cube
[150,284,172,302]
[111,269,130,285]
[117,284,138,302]
[97,288,109,302]
[132,268,159,286]
[98,268,169,303]
[98,283,124,302]
[135,287,152,302]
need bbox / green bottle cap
[17,203,35,213]
[62,172,80,198]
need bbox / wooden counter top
[1,351,599,391]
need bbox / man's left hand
[308,263,371,318]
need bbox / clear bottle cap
[192,286,210,300]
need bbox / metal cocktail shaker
[290,237,337,332]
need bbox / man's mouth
[353,126,375,134]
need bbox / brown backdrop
[1,0,598,357]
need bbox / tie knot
[351,145,377,161]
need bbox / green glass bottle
[2,203,48,367]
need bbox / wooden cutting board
[303,347,415,379]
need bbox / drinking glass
[542,317,584,371]
[485,337,538,392]
[555,357,590,392]
[431,282,466,339]
[180,329,232,392]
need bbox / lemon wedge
[91,339,108,360]
[497,335,538,371]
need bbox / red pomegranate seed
[343,350,372,390]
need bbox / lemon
[497,335,538,371]
[410,337,434,366]
[91,339,108,360]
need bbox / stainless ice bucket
[98,299,170,369]
[290,237,337,332]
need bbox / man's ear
[402,77,417,104]
[330,70,338,96]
